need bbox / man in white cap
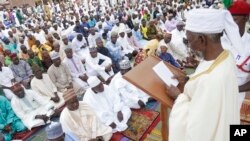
[83,76,131,132]
[63,47,89,90]
[157,32,175,56]
[156,13,166,32]
[49,23,62,35]
[131,12,140,26]
[111,19,120,33]
[109,59,152,109]
[126,29,142,50]
[170,20,189,62]
[60,35,73,52]
[166,9,240,141]
[106,32,124,73]
[52,41,66,61]
[103,16,113,31]
[87,28,101,47]
[71,34,89,60]
[46,122,76,141]
[117,28,135,56]
[85,47,114,83]
[164,13,177,32]
[48,51,86,99]
[60,89,112,140]
[31,64,65,109]
[11,83,55,130]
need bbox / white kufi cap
[87,76,101,88]
[186,9,245,62]
[119,59,131,70]
[46,122,64,140]
[50,51,60,60]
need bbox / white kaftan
[11,90,55,130]
[109,72,150,109]
[60,102,112,141]
[169,51,240,141]
[31,74,65,109]
[83,85,131,132]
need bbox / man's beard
[195,51,204,61]
[191,49,204,61]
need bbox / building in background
[0,0,35,8]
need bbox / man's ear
[198,34,207,46]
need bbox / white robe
[60,102,112,141]
[48,64,85,96]
[31,74,65,109]
[169,51,240,141]
[34,31,47,44]
[109,72,150,109]
[157,40,175,56]
[221,32,250,108]
[85,53,114,81]
[117,37,135,55]
[236,33,250,108]
[72,37,89,60]
[87,33,101,47]
[63,56,89,89]
[83,85,131,132]
[11,90,55,130]
[170,29,189,61]
[0,67,15,100]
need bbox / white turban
[46,122,64,140]
[186,9,245,61]
[118,27,126,34]
[119,59,131,70]
[50,51,60,60]
[87,76,101,88]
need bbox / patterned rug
[12,126,43,140]
[240,99,250,124]
[144,129,162,141]
[122,109,160,141]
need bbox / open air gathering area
[0,0,250,140]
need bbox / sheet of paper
[153,61,179,87]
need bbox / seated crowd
[0,0,203,140]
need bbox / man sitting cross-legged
[48,51,86,99]
[109,59,152,109]
[63,47,89,90]
[85,47,114,84]
[83,76,131,132]
[11,84,55,130]
[60,89,113,140]
[31,65,65,109]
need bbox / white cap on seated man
[60,89,112,140]
[46,122,76,141]
[109,59,152,109]
[83,76,132,132]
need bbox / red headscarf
[228,0,250,15]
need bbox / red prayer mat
[241,99,250,124]
[122,109,160,141]
[12,126,43,140]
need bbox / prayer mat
[240,99,250,124]
[12,126,44,140]
[144,128,162,141]
[122,109,160,141]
